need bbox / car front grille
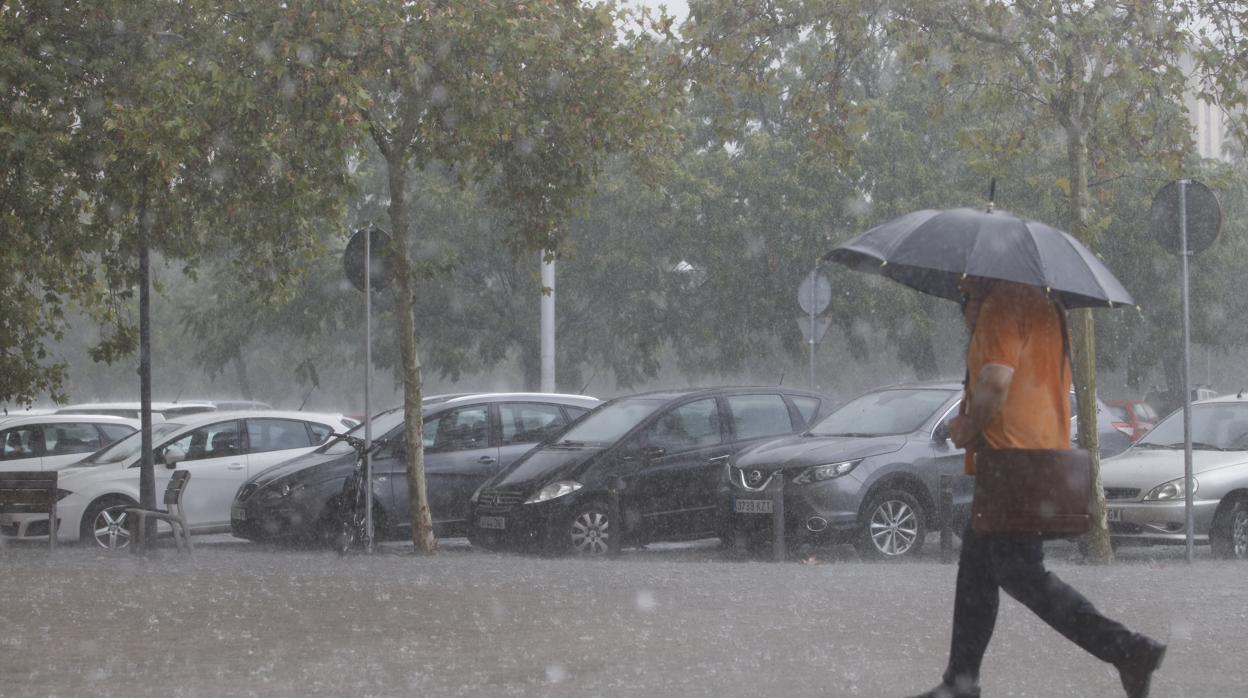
[476,489,525,513]
[731,467,776,491]
[237,483,260,502]
[1103,487,1140,501]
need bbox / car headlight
[792,460,860,486]
[1143,477,1198,501]
[525,480,583,504]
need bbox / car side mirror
[162,446,187,468]
[932,422,951,442]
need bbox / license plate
[231,504,246,521]
[478,515,506,530]
[734,498,774,515]
[1105,507,1122,522]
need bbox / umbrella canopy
[825,208,1135,310]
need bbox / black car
[230,393,599,545]
[466,386,829,556]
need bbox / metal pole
[771,475,786,562]
[364,229,374,553]
[939,474,953,564]
[1180,180,1194,563]
[540,252,556,392]
[607,477,624,558]
[134,206,155,554]
[809,263,817,390]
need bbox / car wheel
[81,496,137,551]
[855,489,925,560]
[1210,498,1248,560]
[566,501,612,556]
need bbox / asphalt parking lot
[1,535,1243,697]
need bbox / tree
[288,0,679,552]
[896,0,1248,561]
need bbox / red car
[1104,399,1159,442]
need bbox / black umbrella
[825,207,1135,310]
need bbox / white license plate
[734,498,774,515]
[231,505,246,521]
[478,515,506,530]
[1105,507,1122,522]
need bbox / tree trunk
[387,153,437,555]
[1066,125,1112,563]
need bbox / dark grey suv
[724,382,1132,559]
[723,382,970,559]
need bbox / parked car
[466,386,830,556]
[723,382,970,560]
[1072,394,1134,459]
[54,401,217,421]
[1101,394,1248,558]
[0,415,139,472]
[0,410,351,548]
[1104,399,1158,442]
[230,393,600,545]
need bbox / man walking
[909,276,1166,698]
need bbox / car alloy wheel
[1232,507,1248,560]
[855,489,925,560]
[568,503,610,556]
[869,499,918,555]
[90,503,132,550]
[1212,499,1248,560]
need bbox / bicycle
[333,434,384,555]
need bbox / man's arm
[949,364,1015,449]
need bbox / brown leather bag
[971,448,1094,537]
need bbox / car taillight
[1112,422,1134,438]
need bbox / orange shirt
[964,282,1072,474]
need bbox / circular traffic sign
[797,271,832,315]
[1149,180,1222,256]
[343,226,393,292]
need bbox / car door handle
[707,455,730,465]
[227,463,245,470]
[477,456,497,465]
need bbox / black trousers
[943,522,1139,685]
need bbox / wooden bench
[0,471,59,550]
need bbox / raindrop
[545,664,567,683]
[634,590,657,612]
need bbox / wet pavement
[1,536,1244,697]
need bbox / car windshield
[74,422,184,465]
[1136,403,1248,451]
[554,398,665,445]
[808,388,955,437]
[319,409,406,456]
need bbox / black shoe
[1117,637,1167,698]
[905,681,981,698]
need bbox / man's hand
[948,414,982,449]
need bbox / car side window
[246,418,314,454]
[500,403,566,445]
[45,423,104,456]
[790,397,820,427]
[728,394,795,440]
[0,427,41,460]
[307,423,333,444]
[423,405,490,454]
[97,424,136,444]
[641,399,722,453]
[161,421,242,462]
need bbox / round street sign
[797,271,832,315]
[1149,180,1222,256]
[344,226,393,292]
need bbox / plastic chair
[125,470,193,554]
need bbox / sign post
[797,267,832,390]
[1149,180,1221,563]
[344,226,392,553]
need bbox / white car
[0,415,139,472]
[0,410,353,549]
[54,401,219,420]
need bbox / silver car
[1101,394,1248,558]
